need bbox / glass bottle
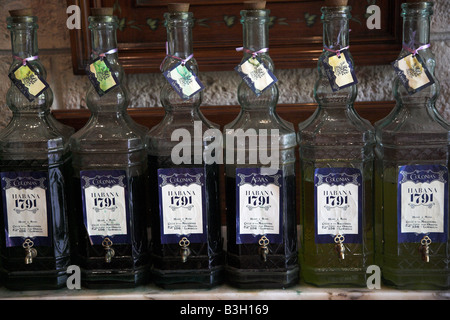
[146,3,224,289]
[224,2,298,289]
[297,1,375,287]
[0,9,72,290]
[68,8,150,288]
[374,1,449,289]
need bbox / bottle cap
[90,7,114,16]
[324,0,348,6]
[9,8,33,17]
[243,1,266,9]
[168,3,190,12]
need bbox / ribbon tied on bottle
[160,42,194,72]
[93,48,119,60]
[13,55,39,66]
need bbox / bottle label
[235,56,278,97]
[1,171,51,247]
[8,62,49,102]
[163,63,205,100]
[80,170,130,245]
[322,49,358,92]
[86,57,120,97]
[392,54,434,95]
[314,167,362,243]
[397,165,448,243]
[158,168,207,244]
[235,168,283,244]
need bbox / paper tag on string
[8,62,49,102]
[235,56,278,96]
[392,54,434,95]
[86,58,120,97]
[322,49,358,92]
[163,63,204,100]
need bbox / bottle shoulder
[69,115,146,152]
[375,104,450,145]
[297,107,375,146]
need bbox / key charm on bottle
[179,237,191,263]
[258,235,270,262]
[334,234,345,260]
[419,235,432,263]
[23,238,37,265]
[102,237,115,263]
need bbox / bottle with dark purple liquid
[146,3,224,289]
[223,1,298,289]
[68,8,149,288]
[0,8,73,290]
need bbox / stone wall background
[0,0,448,128]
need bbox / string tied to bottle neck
[323,45,349,58]
[403,31,431,56]
[93,48,118,60]
[236,47,269,58]
[14,55,38,66]
[160,42,194,71]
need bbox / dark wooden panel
[53,101,395,130]
[67,0,402,74]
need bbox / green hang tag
[8,62,49,102]
[86,58,120,96]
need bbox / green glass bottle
[374,1,449,289]
[297,0,375,287]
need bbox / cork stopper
[324,0,348,6]
[9,8,33,17]
[243,1,266,9]
[168,3,190,12]
[90,7,114,16]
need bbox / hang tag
[392,54,434,95]
[163,63,204,100]
[235,56,278,96]
[8,62,49,102]
[86,58,120,97]
[322,49,358,92]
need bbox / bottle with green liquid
[374,0,449,289]
[297,0,375,287]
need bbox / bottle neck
[321,6,350,50]
[241,9,269,55]
[165,12,193,60]
[161,11,201,114]
[394,2,438,108]
[8,16,38,61]
[89,16,119,61]
[401,2,432,49]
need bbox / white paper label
[84,184,127,237]
[5,185,48,238]
[161,183,204,235]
